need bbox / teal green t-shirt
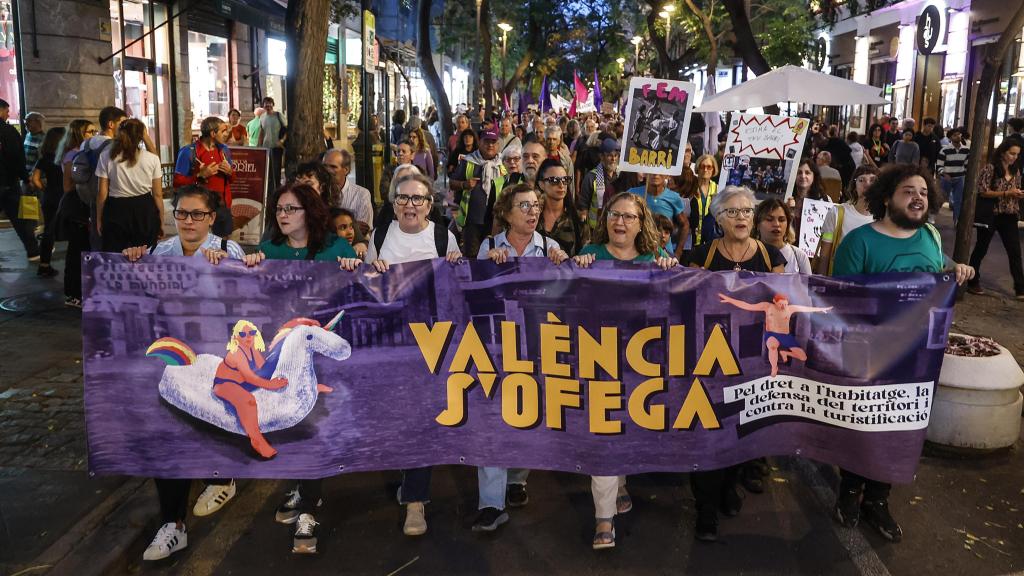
[832,224,943,275]
[578,243,667,262]
[259,233,356,261]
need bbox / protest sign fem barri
[618,77,696,176]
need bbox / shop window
[0,1,20,128]
[188,32,231,130]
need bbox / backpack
[372,221,449,259]
[71,139,111,205]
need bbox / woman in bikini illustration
[213,320,288,459]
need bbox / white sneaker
[193,480,236,517]
[403,502,427,536]
[142,522,187,561]
[292,513,319,554]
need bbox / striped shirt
[936,144,969,177]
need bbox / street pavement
[0,209,1022,576]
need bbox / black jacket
[0,120,26,187]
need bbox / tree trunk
[954,2,1024,265]
[284,0,331,177]
[720,0,780,115]
[417,0,452,153]
[479,0,494,114]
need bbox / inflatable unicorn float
[146,311,351,459]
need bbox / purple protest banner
[83,254,956,482]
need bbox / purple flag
[517,90,532,115]
[593,69,603,111]
[84,255,954,482]
[540,75,552,113]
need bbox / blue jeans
[942,176,964,222]
[477,467,531,510]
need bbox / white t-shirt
[365,221,460,264]
[96,148,161,198]
[820,202,874,245]
[849,142,865,167]
[779,242,812,274]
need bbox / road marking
[793,458,892,576]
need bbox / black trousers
[690,465,738,513]
[0,184,39,257]
[101,194,159,253]
[969,213,1024,293]
[38,186,62,265]
[838,468,891,502]
[270,148,284,190]
[63,224,89,299]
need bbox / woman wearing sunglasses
[536,158,587,256]
[571,192,677,550]
[120,186,248,563]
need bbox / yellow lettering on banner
[449,321,496,373]
[628,147,641,164]
[668,325,685,377]
[693,324,740,376]
[409,321,454,374]
[545,376,582,430]
[478,373,498,398]
[502,373,540,428]
[500,321,534,373]
[540,314,571,377]
[628,377,667,431]
[588,380,623,434]
[625,326,661,377]
[672,377,721,430]
[436,372,475,426]
[578,325,619,380]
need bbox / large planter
[927,334,1024,451]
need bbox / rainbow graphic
[146,337,197,366]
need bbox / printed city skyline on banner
[619,77,696,176]
[718,114,809,201]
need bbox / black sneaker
[740,464,764,494]
[471,507,509,532]
[37,265,58,278]
[292,513,319,554]
[834,488,861,527]
[694,505,718,542]
[860,499,903,542]
[507,483,529,508]
[720,485,742,517]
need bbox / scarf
[464,150,503,195]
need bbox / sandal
[616,492,633,515]
[592,518,615,550]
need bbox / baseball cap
[599,138,620,154]
[481,128,500,141]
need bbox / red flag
[568,96,577,118]
[573,71,589,106]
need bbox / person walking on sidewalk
[95,119,163,253]
[0,98,40,261]
[254,97,286,188]
[935,127,969,223]
[831,163,974,542]
[55,119,96,307]
[22,111,45,174]
[966,139,1024,299]
[28,126,65,277]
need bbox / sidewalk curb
[41,477,156,576]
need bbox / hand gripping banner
[82,255,957,482]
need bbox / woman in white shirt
[339,171,459,537]
[815,165,878,275]
[754,198,811,274]
[96,118,164,252]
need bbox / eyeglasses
[237,330,257,338]
[172,209,214,222]
[516,201,541,213]
[718,207,755,219]
[84,128,97,135]
[395,194,430,206]
[505,156,522,162]
[699,164,715,171]
[276,205,304,215]
[540,176,570,185]
[607,210,640,223]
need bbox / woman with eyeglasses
[341,172,460,538]
[119,186,246,563]
[692,154,720,246]
[536,158,587,256]
[572,191,676,550]
[815,165,878,275]
[686,186,785,543]
[470,183,568,534]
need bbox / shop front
[0,0,21,128]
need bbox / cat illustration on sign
[146,311,351,459]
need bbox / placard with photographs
[619,77,696,176]
[718,114,809,201]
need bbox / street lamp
[631,35,643,74]
[498,22,513,97]
[660,7,673,55]
[616,57,625,71]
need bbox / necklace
[720,239,753,271]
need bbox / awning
[695,65,889,112]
